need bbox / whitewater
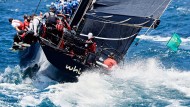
[0,0,190,106]
[0,55,190,106]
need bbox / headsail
[81,0,172,58]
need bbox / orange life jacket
[103,58,117,69]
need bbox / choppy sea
[0,0,190,106]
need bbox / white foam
[26,58,190,106]
[112,58,190,97]
[138,34,190,50]
[8,9,19,12]
[0,58,189,106]
[177,7,190,14]
[0,65,22,84]
[36,72,119,107]
[138,34,171,42]
[20,96,41,107]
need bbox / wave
[0,58,189,106]
[137,34,190,50]
[177,7,190,14]
[7,9,19,12]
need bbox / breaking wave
[0,58,189,106]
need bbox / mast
[69,0,93,28]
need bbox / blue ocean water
[0,0,190,106]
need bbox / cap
[88,32,93,39]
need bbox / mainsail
[81,0,172,58]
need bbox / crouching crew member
[9,18,25,43]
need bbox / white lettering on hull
[66,65,82,75]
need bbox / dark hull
[40,39,89,82]
[19,43,41,68]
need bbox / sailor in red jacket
[103,53,118,70]
[23,14,30,30]
[9,18,25,47]
[9,18,24,32]
[85,33,97,53]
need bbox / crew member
[43,6,58,43]
[71,0,79,13]
[85,33,97,53]
[9,18,24,32]
[23,14,30,30]
[43,5,58,26]
[64,0,73,17]
[23,15,39,44]
[103,53,118,70]
[9,18,25,43]
[29,14,42,36]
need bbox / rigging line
[89,14,119,23]
[159,0,173,19]
[133,21,150,26]
[114,18,132,24]
[144,20,157,35]
[34,0,42,14]
[89,13,151,27]
[102,15,113,18]
[135,19,158,46]
[91,18,150,28]
[80,33,138,41]
[96,21,106,37]
[136,0,172,45]
[149,0,172,18]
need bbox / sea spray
[0,58,189,106]
[0,65,22,84]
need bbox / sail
[80,0,171,59]
[81,18,140,58]
[87,0,172,28]
[94,0,171,19]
